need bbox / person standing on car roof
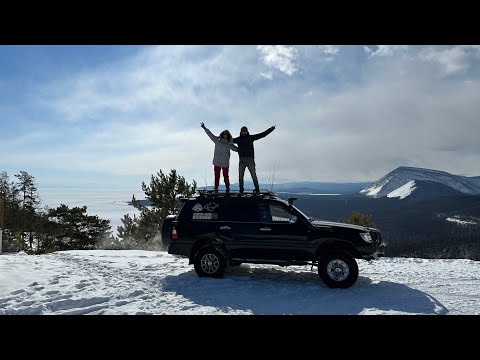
[232,125,276,193]
[201,122,238,193]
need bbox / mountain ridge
[360,166,480,198]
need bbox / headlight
[360,232,373,243]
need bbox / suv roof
[195,189,279,199]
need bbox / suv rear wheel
[318,252,358,288]
[194,247,226,278]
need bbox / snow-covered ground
[1,250,479,315]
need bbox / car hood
[311,220,369,232]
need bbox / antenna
[203,168,208,190]
[270,161,276,192]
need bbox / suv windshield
[292,205,315,222]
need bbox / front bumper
[357,245,385,260]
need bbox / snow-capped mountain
[360,166,480,198]
[388,179,465,201]
[386,180,417,199]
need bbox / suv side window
[259,202,297,223]
[221,199,259,222]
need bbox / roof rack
[196,189,277,198]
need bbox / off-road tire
[194,247,227,278]
[318,252,359,288]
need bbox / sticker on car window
[204,202,219,212]
[192,213,218,220]
[192,203,203,212]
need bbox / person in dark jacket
[201,122,238,193]
[232,125,276,193]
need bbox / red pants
[214,166,230,189]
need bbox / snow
[1,250,479,314]
[446,217,477,226]
[360,175,391,197]
[387,180,416,199]
[360,184,384,197]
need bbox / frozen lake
[39,187,144,236]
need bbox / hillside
[276,192,480,259]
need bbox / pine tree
[5,179,22,233]
[140,169,197,218]
[47,204,112,250]
[0,171,9,231]
[117,213,139,249]
[119,169,197,250]
[15,171,40,249]
[344,210,376,228]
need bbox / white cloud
[364,45,409,57]
[319,45,340,55]
[419,46,472,75]
[459,45,480,53]
[4,45,480,187]
[260,71,273,80]
[37,46,261,123]
[256,45,299,76]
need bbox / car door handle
[260,227,271,231]
[219,226,231,230]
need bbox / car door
[216,197,262,258]
[255,200,310,260]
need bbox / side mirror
[288,197,298,206]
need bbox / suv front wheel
[194,247,227,278]
[318,252,359,288]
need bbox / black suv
[161,190,384,288]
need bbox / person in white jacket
[201,122,238,193]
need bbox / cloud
[260,71,273,80]
[241,47,480,182]
[4,45,480,188]
[319,45,340,55]
[36,46,261,123]
[364,45,409,57]
[418,46,477,75]
[256,45,299,76]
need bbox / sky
[1,249,479,314]
[2,45,480,193]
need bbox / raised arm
[251,125,276,141]
[200,122,218,143]
[229,143,238,152]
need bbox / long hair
[218,130,232,141]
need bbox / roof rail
[196,189,277,198]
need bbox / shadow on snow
[162,264,448,315]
